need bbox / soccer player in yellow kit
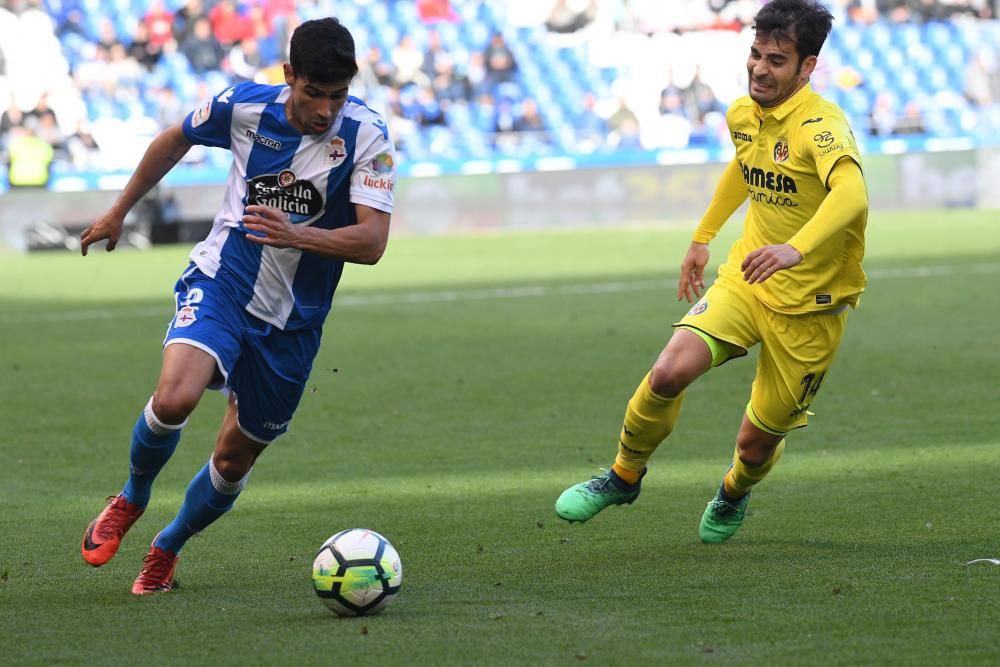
[555,0,869,543]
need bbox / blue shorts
[163,265,322,444]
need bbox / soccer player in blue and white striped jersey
[79,18,397,594]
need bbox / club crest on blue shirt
[173,305,198,328]
[326,137,347,167]
[773,136,789,163]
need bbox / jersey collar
[754,82,814,121]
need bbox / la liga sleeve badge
[191,100,212,128]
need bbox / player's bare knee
[648,361,696,398]
[212,449,254,482]
[649,331,713,397]
[151,389,199,426]
[735,433,781,467]
[647,367,682,398]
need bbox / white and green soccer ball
[311,529,402,617]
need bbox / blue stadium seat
[88,97,115,122]
[865,67,888,92]
[955,20,986,49]
[394,1,420,26]
[838,24,862,51]
[42,0,70,22]
[445,103,472,127]
[844,46,874,71]
[365,2,389,25]
[891,23,921,50]
[471,105,494,133]
[920,65,950,93]
[435,21,459,46]
[894,67,919,94]
[377,24,400,52]
[844,90,870,117]
[942,43,967,70]
[863,23,892,50]
[924,21,954,50]
[908,43,935,70]
[82,9,103,41]
[335,4,360,26]
[881,45,905,70]
[462,21,491,50]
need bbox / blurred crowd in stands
[0,0,998,188]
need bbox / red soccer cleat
[81,495,145,567]
[131,544,179,595]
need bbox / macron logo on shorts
[263,420,289,431]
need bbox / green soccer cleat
[555,468,644,523]
[699,485,750,544]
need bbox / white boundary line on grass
[4,261,1000,324]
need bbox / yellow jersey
[723,83,867,313]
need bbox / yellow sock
[723,440,786,498]
[612,372,685,482]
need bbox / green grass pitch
[1,209,998,665]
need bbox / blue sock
[121,399,184,508]
[154,461,248,555]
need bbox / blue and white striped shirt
[181,81,396,331]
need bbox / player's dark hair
[753,0,833,61]
[289,17,359,83]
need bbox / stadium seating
[2,0,997,187]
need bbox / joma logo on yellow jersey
[740,163,798,193]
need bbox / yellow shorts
[676,264,848,434]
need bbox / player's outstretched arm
[80,125,192,256]
[677,242,710,302]
[242,203,390,265]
